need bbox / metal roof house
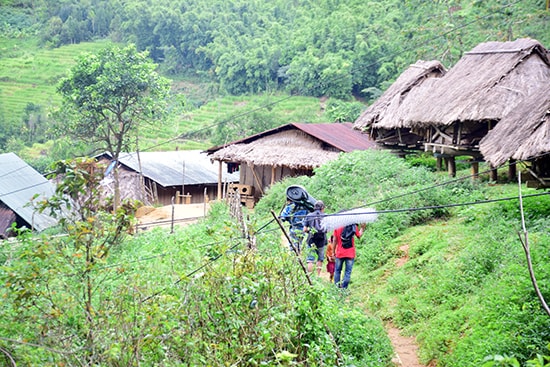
[98,150,240,205]
[0,152,57,236]
[205,123,377,205]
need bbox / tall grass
[254,150,550,366]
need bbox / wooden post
[508,159,517,181]
[170,196,175,234]
[449,157,456,178]
[490,166,499,182]
[271,165,276,186]
[471,161,479,181]
[217,161,222,200]
[445,156,456,177]
[204,187,208,216]
[436,156,443,171]
[181,160,185,204]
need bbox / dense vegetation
[2,150,549,366]
[2,0,548,97]
[1,1,549,364]
[1,0,549,170]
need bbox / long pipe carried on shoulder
[321,207,378,232]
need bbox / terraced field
[1,37,326,152]
[0,38,113,122]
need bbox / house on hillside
[98,150,240,206]
[480,85,550,187]
[355,38,550,177]
[406,38,550,177]
[354,60,447,150]
[0,153,57,237]
[204,123,377,206]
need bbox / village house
[480,84,550,188]
[0,152,57,237]
[204,122,377,207]
[355,38,550,178]
[354,59,447,151]
[98,150,239,206]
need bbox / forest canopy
[2,0,549,99]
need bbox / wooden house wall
[144,178,216,205]
[240,164,312,199]
[0,203,17,238]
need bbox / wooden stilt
[490,166,498,182]
[447,156,456,178]
[508,159,517,181]
[217,161,222,200]
[471,161,479,181]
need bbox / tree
[57,44,171,208]
[4,158,139,365]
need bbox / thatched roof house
[354,38,550,177]
[354,60,446,149]
[405,38,550,159]
[480,84,550,186]
[205,123,377,203]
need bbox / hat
[314,200,325,210]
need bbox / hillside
[253,150,550,366]
[1,0,549,168]
[1,149,549,366]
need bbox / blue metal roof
[0,153,57,231]
[105,150,240,187]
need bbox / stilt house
[480,85,550,187]
[354,60,447,150]
[355,38,550,177]
[404,38,550,176]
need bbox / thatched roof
[354,60,446,130]
[405,38,550,127]
[206,123,376,170]
[480,84,550,167]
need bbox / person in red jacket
[332,222,365,289]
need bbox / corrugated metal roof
[204,122,376,154]
[0,153,57,231]
[292,123,377,152]
[105,150,239,187]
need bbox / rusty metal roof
[205,122,376,154]
[0,152,57,232]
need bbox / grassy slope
[353,182,550,366]
[0,38,113,121]
[1,37,326,155]
[255,153,550,366]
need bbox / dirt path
[314,243,425,366]
[135,203,209,229]
[388,244,425,367]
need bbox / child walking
[326,236,336,282]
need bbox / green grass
[1,36,327,156]
[0,37,114,123]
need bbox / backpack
[341,224,356,249]
[306,211,326,248]
[310,213,324,233]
